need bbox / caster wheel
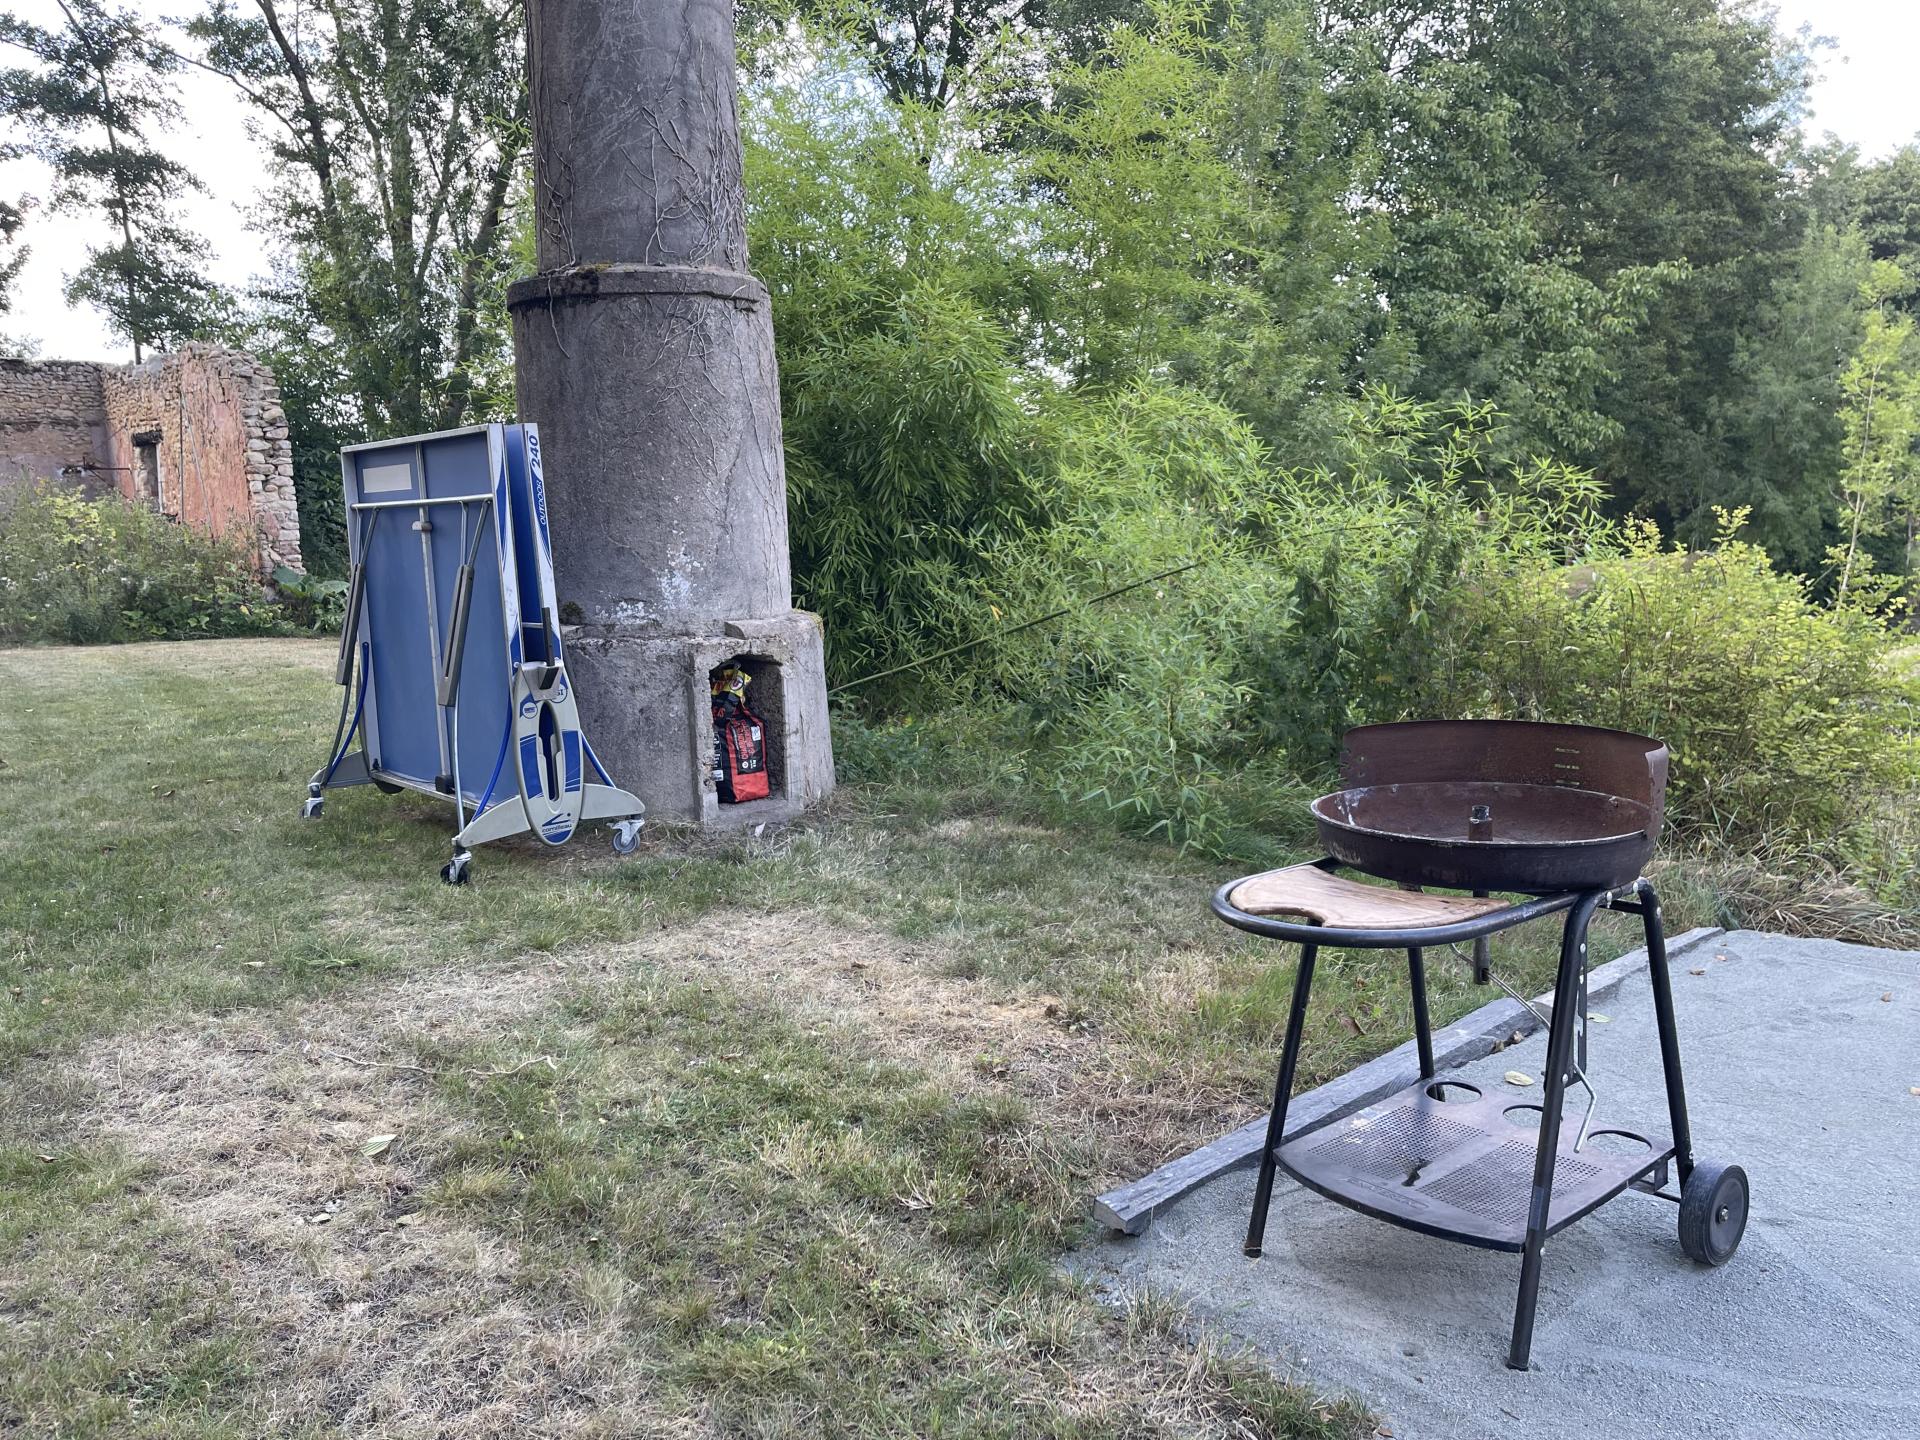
[610,823,642,856]
[440,854,471,886]
[301,796,324,820]
[1678,1160,1748,1266]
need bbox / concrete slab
[1079,930,1920,1439]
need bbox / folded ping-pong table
[303,422,644,884]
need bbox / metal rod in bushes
[828,518,1400,697]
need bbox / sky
[0,0,1916,363]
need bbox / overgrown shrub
[974,387,1608,855]
[271,565,349,632]
[840,388,1917,904]
[1459,513,1920,855]
[0,480,280,645]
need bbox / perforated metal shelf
[1278,1079,1673,1252]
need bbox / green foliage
[234,264,360,576]
[269,565,346,631]
[1029,4,1257,389]
[0,190,27,320]
[975,389,1608,854]
[1852,144,1920,270]
[0,481,279,644]
[1719,223,1869,567]
[992,383,1290,852]
[187,0,524,433]
[746,60,1053,694]
[835,377,1916,881]
[1339,0,1810,533]
[1461,512,1919,857]
[1834,261,1920,600]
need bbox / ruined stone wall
[0,358,110,490]
[99,344,302,574]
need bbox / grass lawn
[0,639,1674,1437]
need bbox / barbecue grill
[1215,719,1747,1371]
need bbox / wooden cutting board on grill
[1228,864,1509,929]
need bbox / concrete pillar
[508,0,833,825]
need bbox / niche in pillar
[705,653,787,811]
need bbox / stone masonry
[0,344,301,576]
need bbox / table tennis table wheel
[301,793,324,820]
[440,850,472,886]
[610,820,644,856]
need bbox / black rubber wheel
[610,828,640,856]
[1678,1160,1748,1266]
[440,859,470,887]
[301,798,323,820]
[373,778,404,795]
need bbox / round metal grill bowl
[1311,721,1669,893]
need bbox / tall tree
[1854,144,1920,270]
[0,0,220,359]
[1336,0,1808,538]
[1023,0,1384,458]
[186,0,524,433]
[1834,260,1920,601]
[0,190,27,317]
[1718,221,1870,567]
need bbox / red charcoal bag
[716,706,771,803]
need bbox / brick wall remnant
[0,358,110,491]
[100,344,302,574]
[0,344,302,575]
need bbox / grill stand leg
[1408,947,1435,1080]
[1507,892,1602,1371]
[1244,942,1319,1258]
[1638,880,1694,1183]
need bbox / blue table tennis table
[303,422,644,884]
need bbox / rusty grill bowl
[1311,720,1669,892]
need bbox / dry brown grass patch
[15,906,1268,1434]
[32,954,690,1439]
[609,911,1249,1185]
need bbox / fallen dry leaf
[1337,1013,1366,1038]
[1880,992,1893,1003]
[1689,968,1707,976]
[362,1133,397,1160]
[1590,1012,1611,1024]
[1504,1070,1534,1087]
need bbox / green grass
[0,639,1697,1436]
[0,1142,281,1439]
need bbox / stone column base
[563,610,834,827]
